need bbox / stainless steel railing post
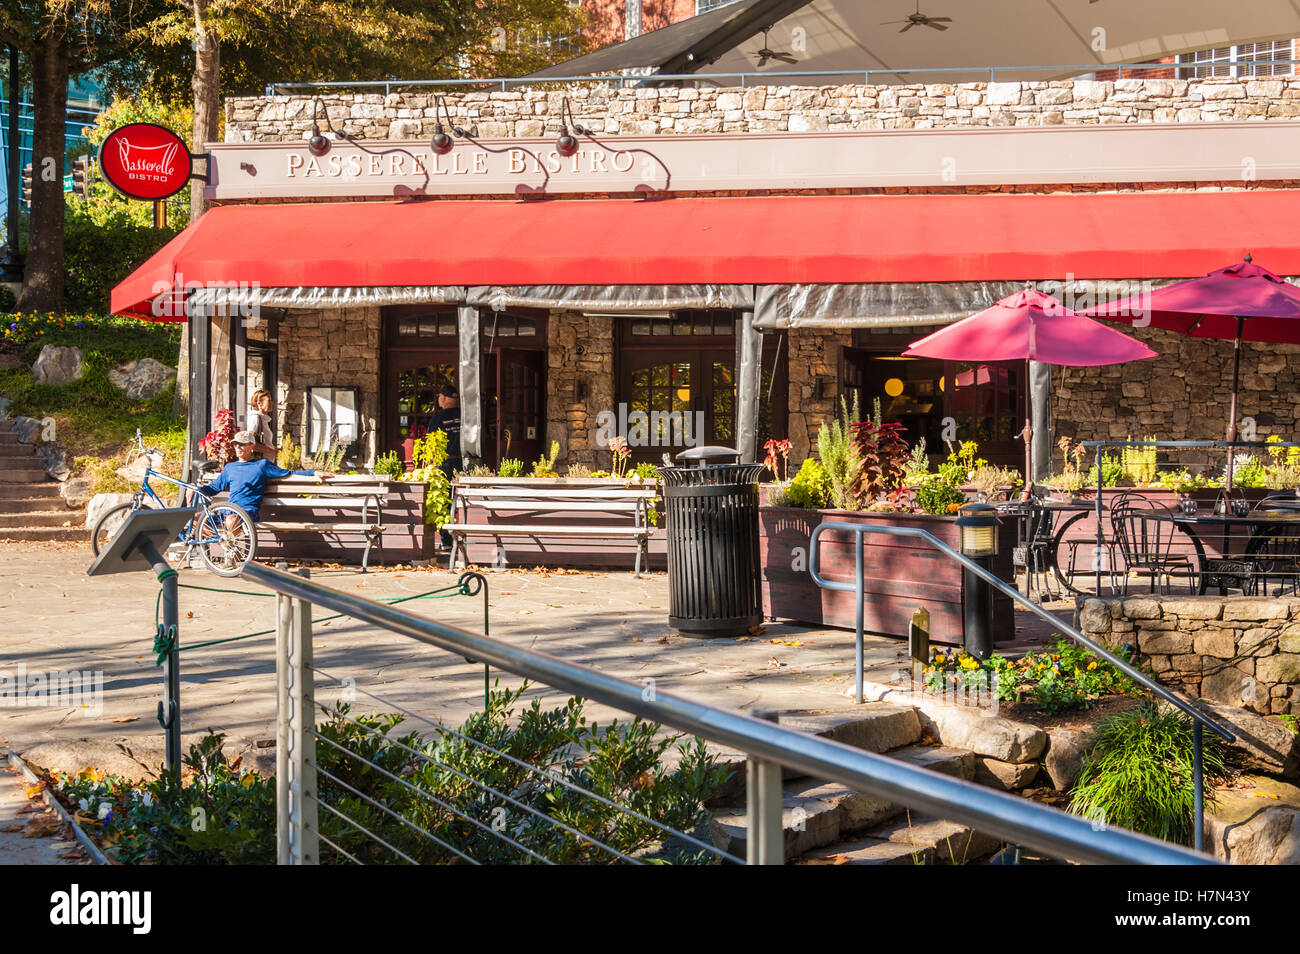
[275,562,292,864]
[746,710,783,865]
[285,568,319,864]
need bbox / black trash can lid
[676,445,740,466]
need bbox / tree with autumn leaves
[0,0,587,311]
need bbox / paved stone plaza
[0,543,920,776]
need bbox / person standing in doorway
[425,383,463,479]
[246,389,278,461]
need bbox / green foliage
[50,733,275,865]
[913,476,968,515]
[904,437,929,483]
[0,312,183,492]
[277,431,303,470]
[1069,701,1228,844]
[312,440,347,472]
[987,639,1138,714]
[532,440,560,477]
[498,457,526,478]
[786,457,831,509]
[313,686,731,864]
[634,461,659,481]
[1231,454,1267,489]
[1279,713,1299,735]
[374,450,405,480]
[410,430,452,527]
[816,395,862,511]
[1121,437,1158,486]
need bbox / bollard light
[956,502,999,558]
[956,502,998,662]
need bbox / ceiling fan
[752,28,799,67]
[882,2,952,33]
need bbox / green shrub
[532,440,560,477]
[816,396,862,511]
[498,457,526,477]
[1069,701,1228,845]
[786,457,831,509]
[374,450,405,480]
[410,430,451,527]
[50,733,275,865]
[914,475,967,515]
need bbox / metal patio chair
[1110,499,1199,596]
[1245,495,1300,596]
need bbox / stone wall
[228,78,1300,144]
[277,307,381,464]
[786,328,851,464]
[546,311,615,467]
[1080,595,1300,715]
[1051,326,1300,461]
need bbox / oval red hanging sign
[98,123,193,201]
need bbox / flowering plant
[198,409,236,465]
[763,438,792,482]
[609,435,631,478]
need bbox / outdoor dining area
[900,254,1300,606]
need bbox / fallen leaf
[629,636,641,642]
[0,824,22,833]
[767,656,786,669]
[58,850,83,860]
[656,636,669,644]
[186,611,194,618]
[111,717,139,724]
[1254,792,1281,800]
[25,783,45,798]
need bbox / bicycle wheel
[91,502,138,556]
[196,502,259,577]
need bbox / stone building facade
[211,77,1300,473]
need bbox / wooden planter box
[759,506,1016,646]
[452,476,666,570]
[253,478,433,564]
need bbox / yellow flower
[934,653,946,665]
[1087,661,1097,670]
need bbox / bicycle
[90,429,258,577]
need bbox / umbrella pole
[1225,317,1244,497]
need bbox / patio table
[1148,511,1300,595]
[994,499,1109,598]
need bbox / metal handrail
[265,59,1300,95]
[241,559,1212,864]
[807,520,1234,742]
[807,519,1234,855]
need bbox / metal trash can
[657,446,766,637]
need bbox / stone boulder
[116,451,164,484]
[59,477,93,509]
[1205,775,1300,865]
[108,358,176,401]
[1044,728,1095,791]
[31,344,84,385]
[12,415,41,443]
[34,443,70,481]
[1204,702,1300,779]
[85,493,134,532]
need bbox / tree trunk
[190,0,220,223]
[15,31,68,313]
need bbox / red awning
[111,191,1300,318]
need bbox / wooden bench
[200,474,390,571]
[445,480,658,576]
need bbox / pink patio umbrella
[1086,256,1300,489]
[905,288,1157,482]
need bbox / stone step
[0,527,89,542]
[0,511,80,528]
[0,497,72,514]
[0,482,61,499]
[797,815,1003,866]
[0,442,35,457]
[707,744,976,859]
[0,469,48,482]
[780,704,923,754]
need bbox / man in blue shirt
[197,430,334,527]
